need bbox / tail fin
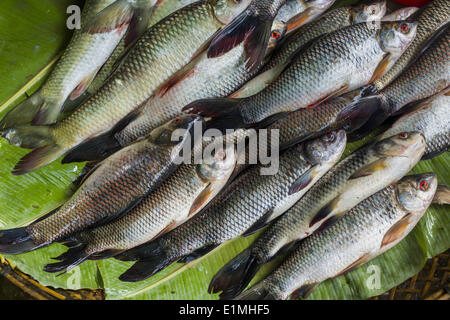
[62,133,121,163]
[183,98,245,132]
[43,241,90,274]
[13,143,65,175]
[117,239,176,282]
[0,227,40,255]
[0,90,47,129]
[235,281,276,300]
[336,96,383,133]
[209,248,261,300]
[207,11,273,73]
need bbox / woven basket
[0,250,448,300]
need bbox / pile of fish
[0,0,449,300]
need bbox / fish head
[266,20,288,56]
[149,115,204,146]
[396,173,437,215]
[351,1,387,24]
[381,7,419,22]
[304,129,347,165]
[197,145,237,182]
[378,21,418,56]
[212,0,253,25]
[285,0,335,33]
[374,132,425,163]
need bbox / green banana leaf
[0,0,448,300]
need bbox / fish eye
[271,31,281,40]
[325,132,335,142]
[398,132,408,139]
[419,180,428,191]
[400,24,409,33]
[216,149,226,160]
[173,117,182,125]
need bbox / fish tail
[183,98,245,132]
[0,90,49,129]
[118,241,174,282]
[0,227,40,255]
[344,95,390,142]
[83,0,154,46]
[207,11,273,73]
[62,132,121,163]
[235,281,276,300]
[209,248,261,300]
[44,240,90,274]
[12,140,65,175]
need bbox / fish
[0,0,157,127]
[276,0,336,34]
[110,18,288,150]
[43,146,237,273]
[116,130,347,282]
[207,0,288,73]
[433,184,450,205]
[0,115,203,255]
[87,0,316,96]
[266,96,376,151]
[231,0,388,99]
[349,28,449,141]
[379,94,450,160]
[0,0,253,175]
[371,0,450,92]
[382,6,419,22]
[237,173,437,300]
[185,21,418,132]
[209,131,426,299]
[87,0,201,95]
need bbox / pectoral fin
[229,62,289,98]
[309,197,340,228]
[70,68,101,100]
[307,84,349,109]
[368,54,392,84]
[285,8,315,33]
[82,0,134,34]
[348,158,388,180]
[381,213,412,249]
[334,253,371,278]
[290,283,319,300]
[188,183,213,217]
[289,167,317,195]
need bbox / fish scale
[116,131,346,283]
[24,1,240,155]
[373,0,450,91]
[380,95,450,158]
[26,140,179,246]
[81,163,210,253]
[380,30,449,115]
[219,132,425,295]
[238,23,389,124]
[249,174,436,300]
[262,6,362,72]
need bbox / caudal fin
[1,125,66,175]
[0,90,49,129]
[207,11,273,73]
[13,143,65,175]
[183,98,246,132]
[209,248,261,300]
[44,241,90,274]
[0,227,40,255]
[235,281,276,300]
[117,239,177,282]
